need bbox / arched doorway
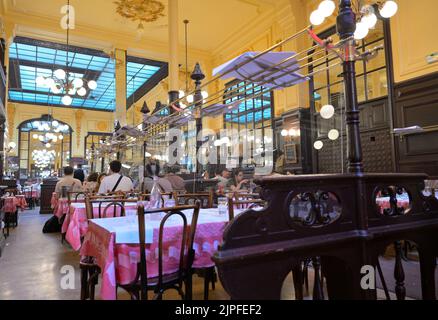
[18,114,73,180]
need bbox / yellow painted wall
[390,0,438,82]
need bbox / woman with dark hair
[84,173,99,193]
[227,169,250,192]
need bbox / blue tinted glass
[10,40,163,111]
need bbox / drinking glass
[218,197,228,215]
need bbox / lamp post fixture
[337,0,363,174]
[191,62,205,180]
[141,102,150,191]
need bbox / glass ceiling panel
[8,37,166,111]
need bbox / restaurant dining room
[0,0,437,308]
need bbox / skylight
[8,37,167,111]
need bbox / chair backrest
[139,192,173,206]
[67,192,87,206]
[227,197,266,221]
[84,197,138,220]
[137,201,201,298]
[174,189,214,208]
[5,188,18,196]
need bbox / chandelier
[32,149,56,170]
[309,0,398,40]
[31,117,69,148]
[114,0,165,31]
[35,0,97,106]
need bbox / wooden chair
[173,189,219,300]
[139,192,173,207]
[227,196,266,221]
[174,189,214,209]
[67,192,87,206]
[80,198,137,300]
[118,201,201,300]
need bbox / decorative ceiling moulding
[4,10,211,64]
[114,0,166,30]
[13,25,114,53]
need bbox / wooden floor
[0,208,435,300]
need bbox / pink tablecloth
[64,203,138,251]
[80,208,237,300]
[376,197,410,214]
[51,193,59,211]
[26,190,39,198]
[3,196,27,213]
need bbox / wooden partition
[213,174,438,300]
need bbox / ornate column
[115,48,128,127]
[191,63,205,178]
[337,0,363,174]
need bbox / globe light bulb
[52,121,59,127]
[51,83,62,94]
[33,134,39,140]
[36,76,46,87]
[328,129,340,141]
[179,90,185,99]
[54,69,66,80]
[362,13,378,29]
[281,129,288,137]
[186,94,194,104]
[45,78,55,88]
[354,22,369,40]
[289,129,297,137]
[379,0,398,18]
[77,87,87,97]
[318,0,336,18]
[45,143,51,148]
[62,95,72,106]
[88,80,97,90]
[201,91,209,99]
[310,10,325,26]
[314,141,324,150]
[38,136,44,142]
[320,104,335,119]
[73,78,84,88]
[59,135,64,140]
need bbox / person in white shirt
[98,160,133,194]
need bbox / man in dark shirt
[73,164,85,184]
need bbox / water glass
[218,197,228,215]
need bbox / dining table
[1,195,28,237]
[80,207,250,300]
[63,202,138,251]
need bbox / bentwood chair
[80,198,137,300]
[173,189,220,300]
[227,197,266,221]
[118,201,201,300]
[139,192,173,207]
[174,189,214,209]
